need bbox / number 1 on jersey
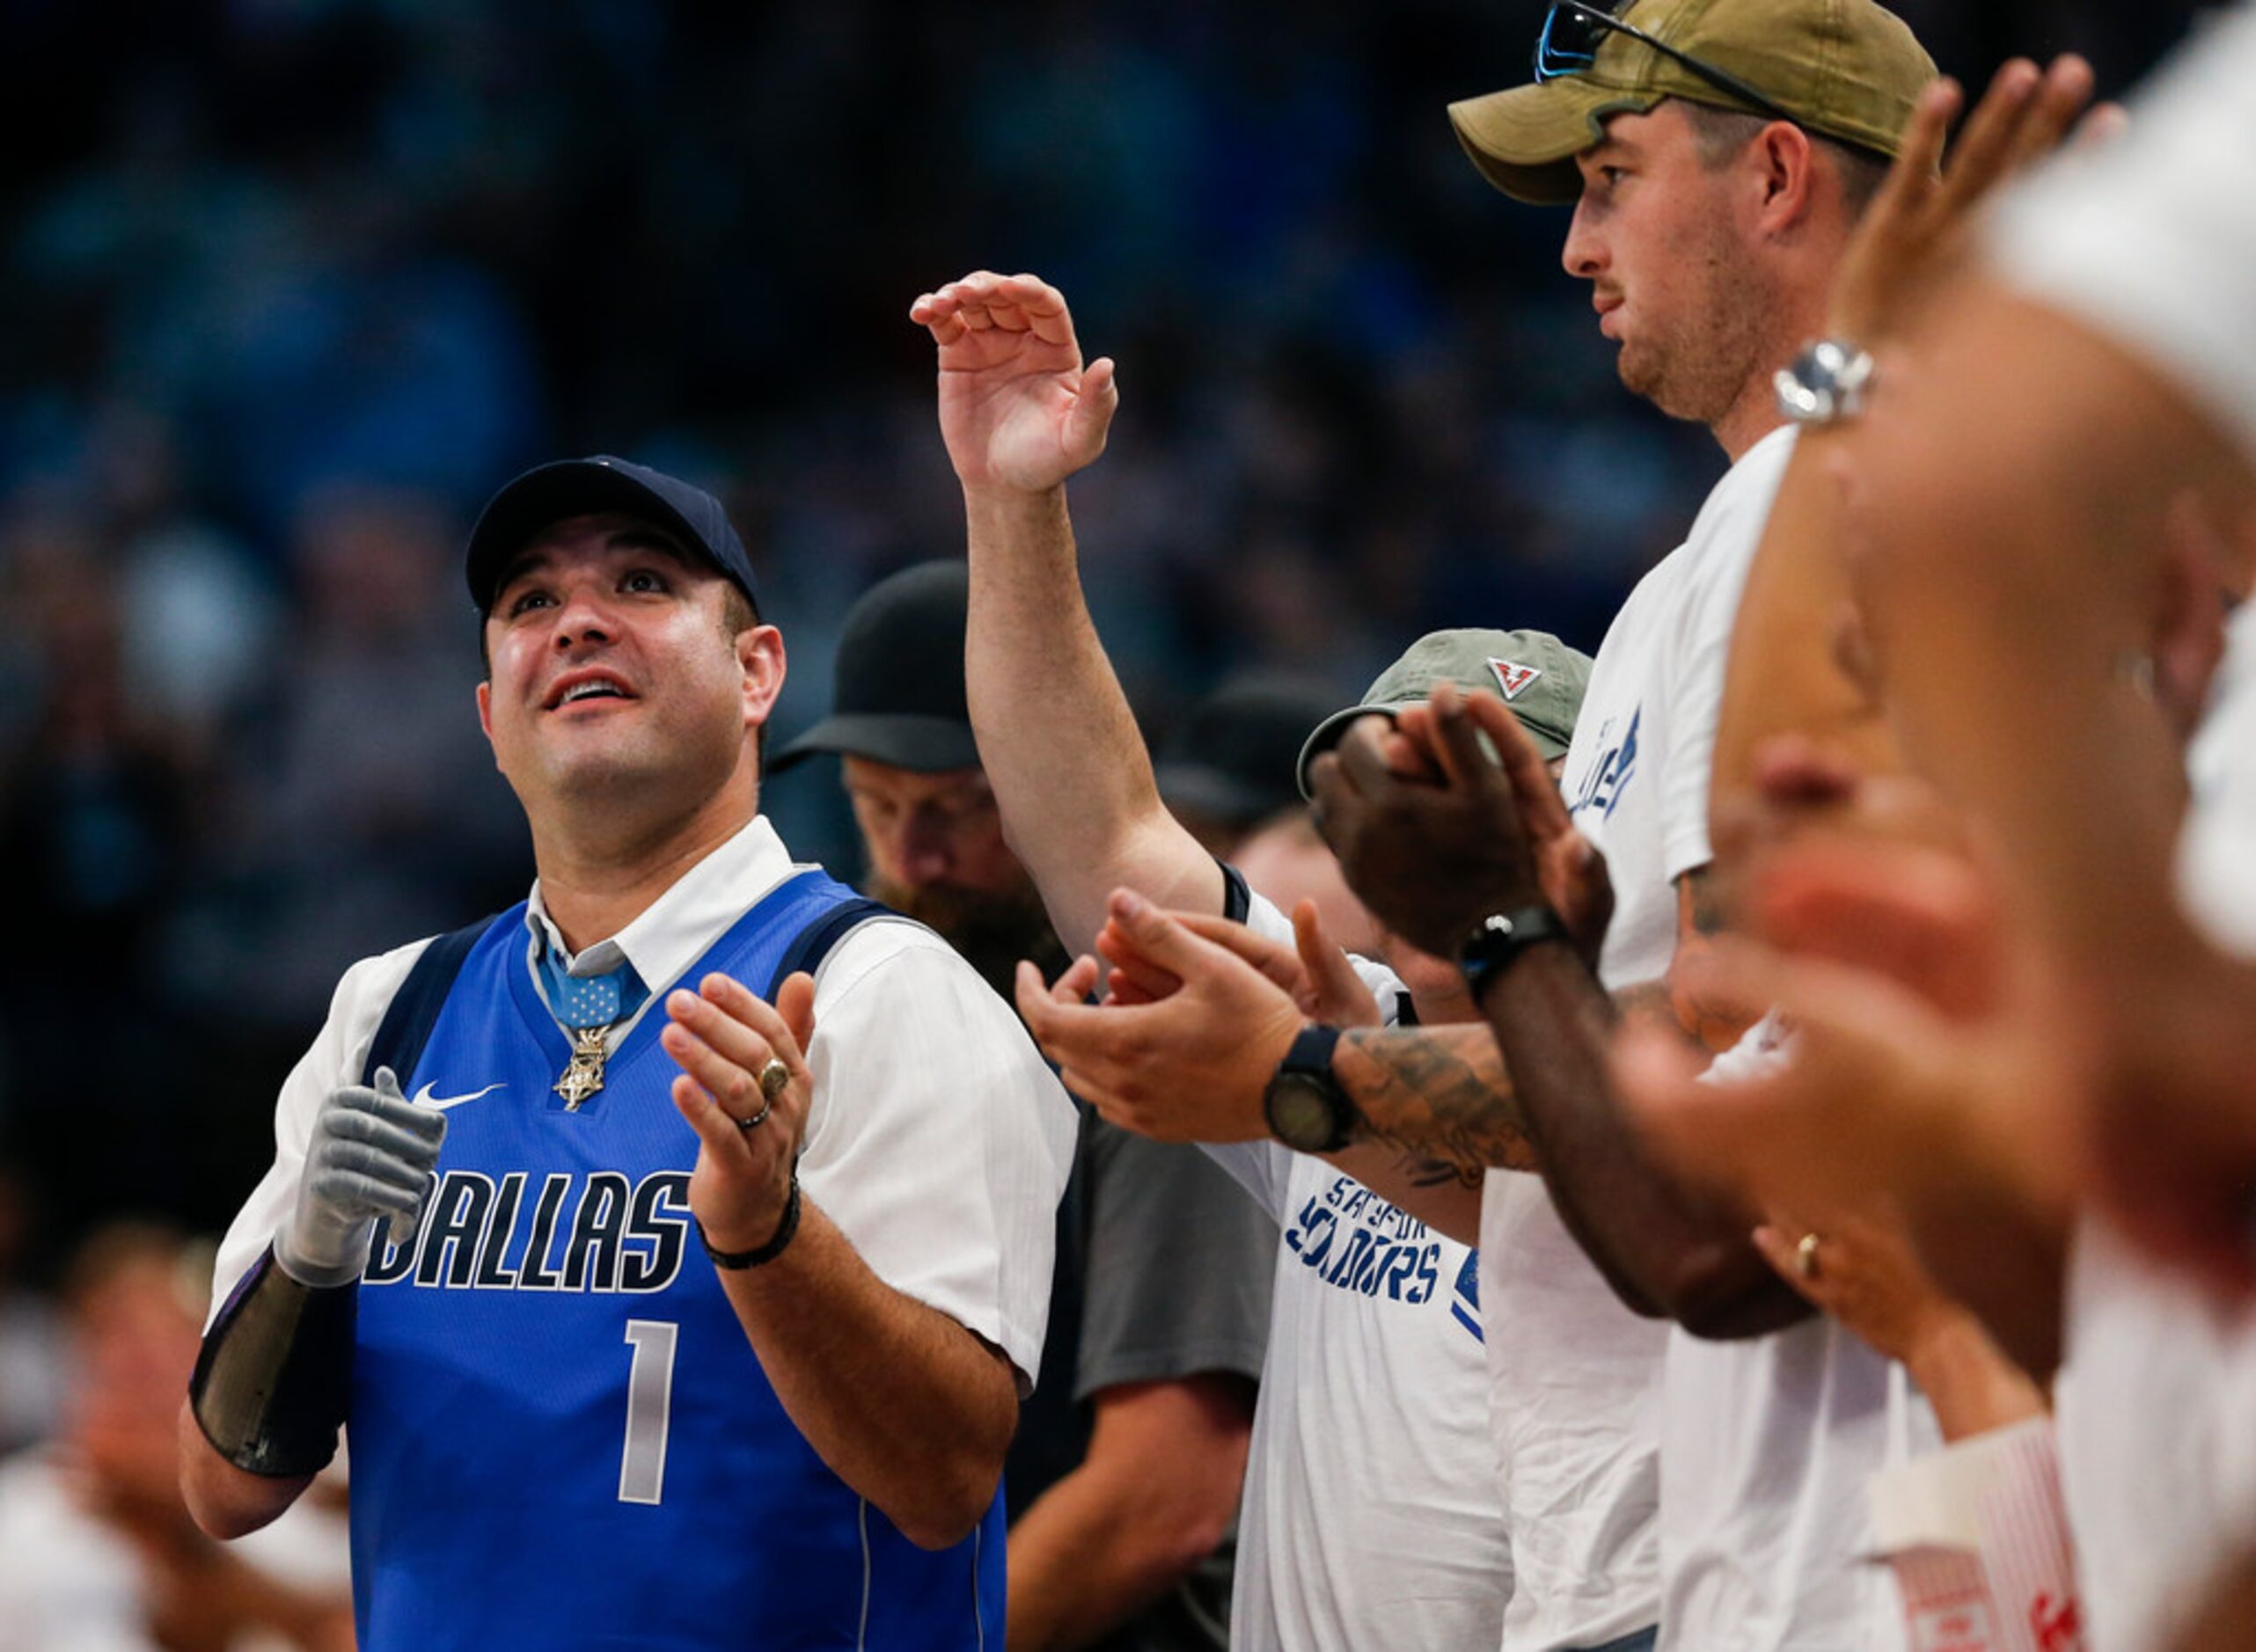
[619,1319,678,1504]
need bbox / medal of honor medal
[554,1024,610,1110]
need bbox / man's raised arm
[912,272,1221,953]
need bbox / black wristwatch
[1262,1025,1358,1154]
[1459,905,1570,999]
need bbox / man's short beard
[864,872,1066,998]
[1617,223,1772,429]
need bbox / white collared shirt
[212,815,1078,1385]
[523,816,800,998]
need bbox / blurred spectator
[1154,675,1342,856]
[0,501,206,1238]
[0,1170,64,1458]
[0,1222,352,1652]
[176,483,524,1031]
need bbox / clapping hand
[663,972,817,1257]
[1311,682,1610,964]
[1614,830,2077,1224]
[1099,898,1383,1029]
[1014,890,1307,1144]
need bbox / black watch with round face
[1262,1025,1356,1154]
[1459,904,1570,998]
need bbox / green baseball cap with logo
[1450,0,1937,206]
[1296,628,1596,799]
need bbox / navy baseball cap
[464,455,760,615]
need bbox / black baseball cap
[770,561,981,774]
[1155,675,1342,830]
[465,455,760,615]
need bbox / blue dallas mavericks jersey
[349,869,1005,1649]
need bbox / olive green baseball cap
[1296,628,1596,798]
[1450,0,1936,206]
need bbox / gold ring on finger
[1795,1232,1822,1282]
[758,1058,791,1102]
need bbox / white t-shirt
[1986,2,2256,464]
[2054,604,2256,1652]
[1624,432,1947,1651]
[1659,1020,1941,1652]
[212,815,1078,1387]
[1206,891,1513,1652]
[1477,1172,1666,1650]
[1476,422,1798,1650]
[1561,423,1795,987]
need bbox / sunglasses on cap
[1534,0,1798,127]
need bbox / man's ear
[476,679,494,741]
[740,624,787,731]
[1751,120,1819,232]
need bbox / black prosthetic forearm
[188,1246,357,1477]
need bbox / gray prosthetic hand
[273,1066,447,1287]
[194,1066,446,1475]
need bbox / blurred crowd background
[0,0,2212,1438]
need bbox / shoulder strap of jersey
[1219,859,1251,925]
[768,896,893,999]
[362,915,502,1087]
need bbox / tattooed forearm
[1335,1024,1542,1179]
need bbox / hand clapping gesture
[1309,681,1611,965]
[663,971,818,1259]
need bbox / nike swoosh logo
[413,1082,506,1112]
